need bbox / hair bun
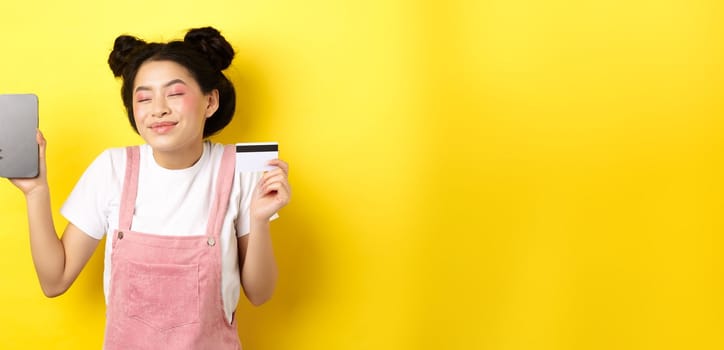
[184,27,235,71]
[108,35,147,77]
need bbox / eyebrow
[134,79,187,93]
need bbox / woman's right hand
[9,130,48,196]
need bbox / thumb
[36,129,47,174]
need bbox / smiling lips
[149,121,178,134]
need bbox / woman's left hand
[250,159,291,222]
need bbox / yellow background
[1,0,722,349]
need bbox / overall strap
[118,146,140,232]
[205,145,236,239]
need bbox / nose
[151,98,170,118]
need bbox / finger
[277,180,291,201]
[260,181,291,203]
[257,169,285,190]
[260,167,285,179]
[37,129,47,160]
[34,130,48,178]
[261,176,290,193]
[258,172,287,190]
[261,177,291,199]
[267,159,289,176]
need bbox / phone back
[0,94,38,178]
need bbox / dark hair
[107,27,236,138]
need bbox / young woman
[10,26,289,349]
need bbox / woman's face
[132,60,218,157]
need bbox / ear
[205,89,220,118]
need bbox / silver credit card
[235,142,278,172]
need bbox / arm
[238,221,278,306]
[11,131,100,297]
[238,159,290,306]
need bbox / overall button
[118,231,124,239]
[207,237,216,246]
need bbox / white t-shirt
[61,141,275,323]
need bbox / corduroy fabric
[103,145,240,350]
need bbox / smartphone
[0,94,39,178]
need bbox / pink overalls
[104,145,241,350]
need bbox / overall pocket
[121,260,200,331]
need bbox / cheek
[172,94,202,112]
[132,104,146,124]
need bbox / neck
[152,142,205,169]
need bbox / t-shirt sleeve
[60,150,118,240]
[236,171,280,237]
